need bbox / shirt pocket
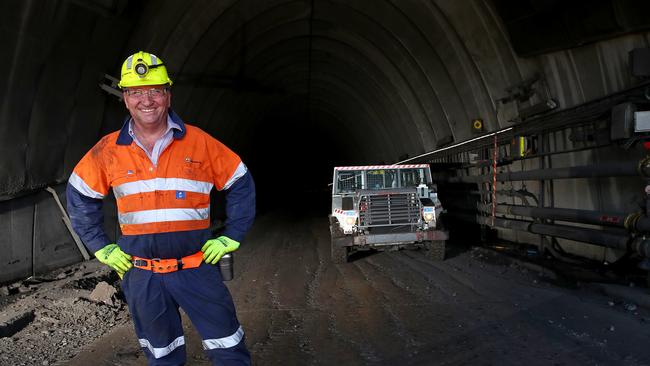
[181,157,205,180]
[109,168,139,189]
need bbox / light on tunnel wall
[471,118,484,134]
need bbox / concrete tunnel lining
[249,53,408,154]
[1,0,496,196]
[157,0,474,152]
[172,13,448,155]
[239,37,420,151]
[176,43,408,162]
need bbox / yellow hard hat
[118,51,173,88]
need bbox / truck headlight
[345,217,356,225]
[423,213,434,222]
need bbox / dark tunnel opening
[236,102,351,215]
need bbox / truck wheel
[329,217,345,238]
[425,240,445,261]
[331,239,349,263]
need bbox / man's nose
[141,94,155,103]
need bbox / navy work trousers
[121,262,250,365]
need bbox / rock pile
[0,262,130,366]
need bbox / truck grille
[358,192,421,228]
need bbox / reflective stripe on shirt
[69,172,105,199]
[119,207,209,225]
[222,162,248,190]
[113,177,213,199]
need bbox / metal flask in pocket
[219,253,234,281]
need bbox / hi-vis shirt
[66,110,255,258]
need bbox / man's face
[123,85,171,128]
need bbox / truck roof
[334,164,429,170]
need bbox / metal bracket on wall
[45,187,90,260]
[497,73,558,122]
[99,74,123,101]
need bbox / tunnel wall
[0,183,119,284]
[443,2,649,260]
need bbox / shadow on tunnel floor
[472,238,650,290]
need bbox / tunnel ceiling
[1,0,649,198]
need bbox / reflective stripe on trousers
[139,336,185,359]
[202,326,244,350]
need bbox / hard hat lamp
[134,61,149,77]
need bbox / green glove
[94,243,132,277]
[202,236,240,264]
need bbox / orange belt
[132,251,204,273]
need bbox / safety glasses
[124,88,169,99]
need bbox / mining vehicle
[329,164,448,263]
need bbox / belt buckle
[133,259,148,267]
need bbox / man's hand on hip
[202,236,240,264]
[94,243,132,278]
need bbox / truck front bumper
[352,230,449,246]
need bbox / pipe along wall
[445,156,650,262]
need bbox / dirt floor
[3,210,650,365]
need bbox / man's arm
[222,171,256,242]
[66,183,111,253]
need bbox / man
[66,51,255,365]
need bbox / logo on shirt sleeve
[176,191,186,200]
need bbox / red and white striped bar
[334,164,429,170]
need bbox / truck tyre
[425,240,445,261]
[331,239,349,263]
[329,217,349,263]
[329,216,344,238]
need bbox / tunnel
[3,0,650,364]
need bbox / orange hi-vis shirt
[69,123,245,236]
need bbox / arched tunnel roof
[1,0,649,199]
